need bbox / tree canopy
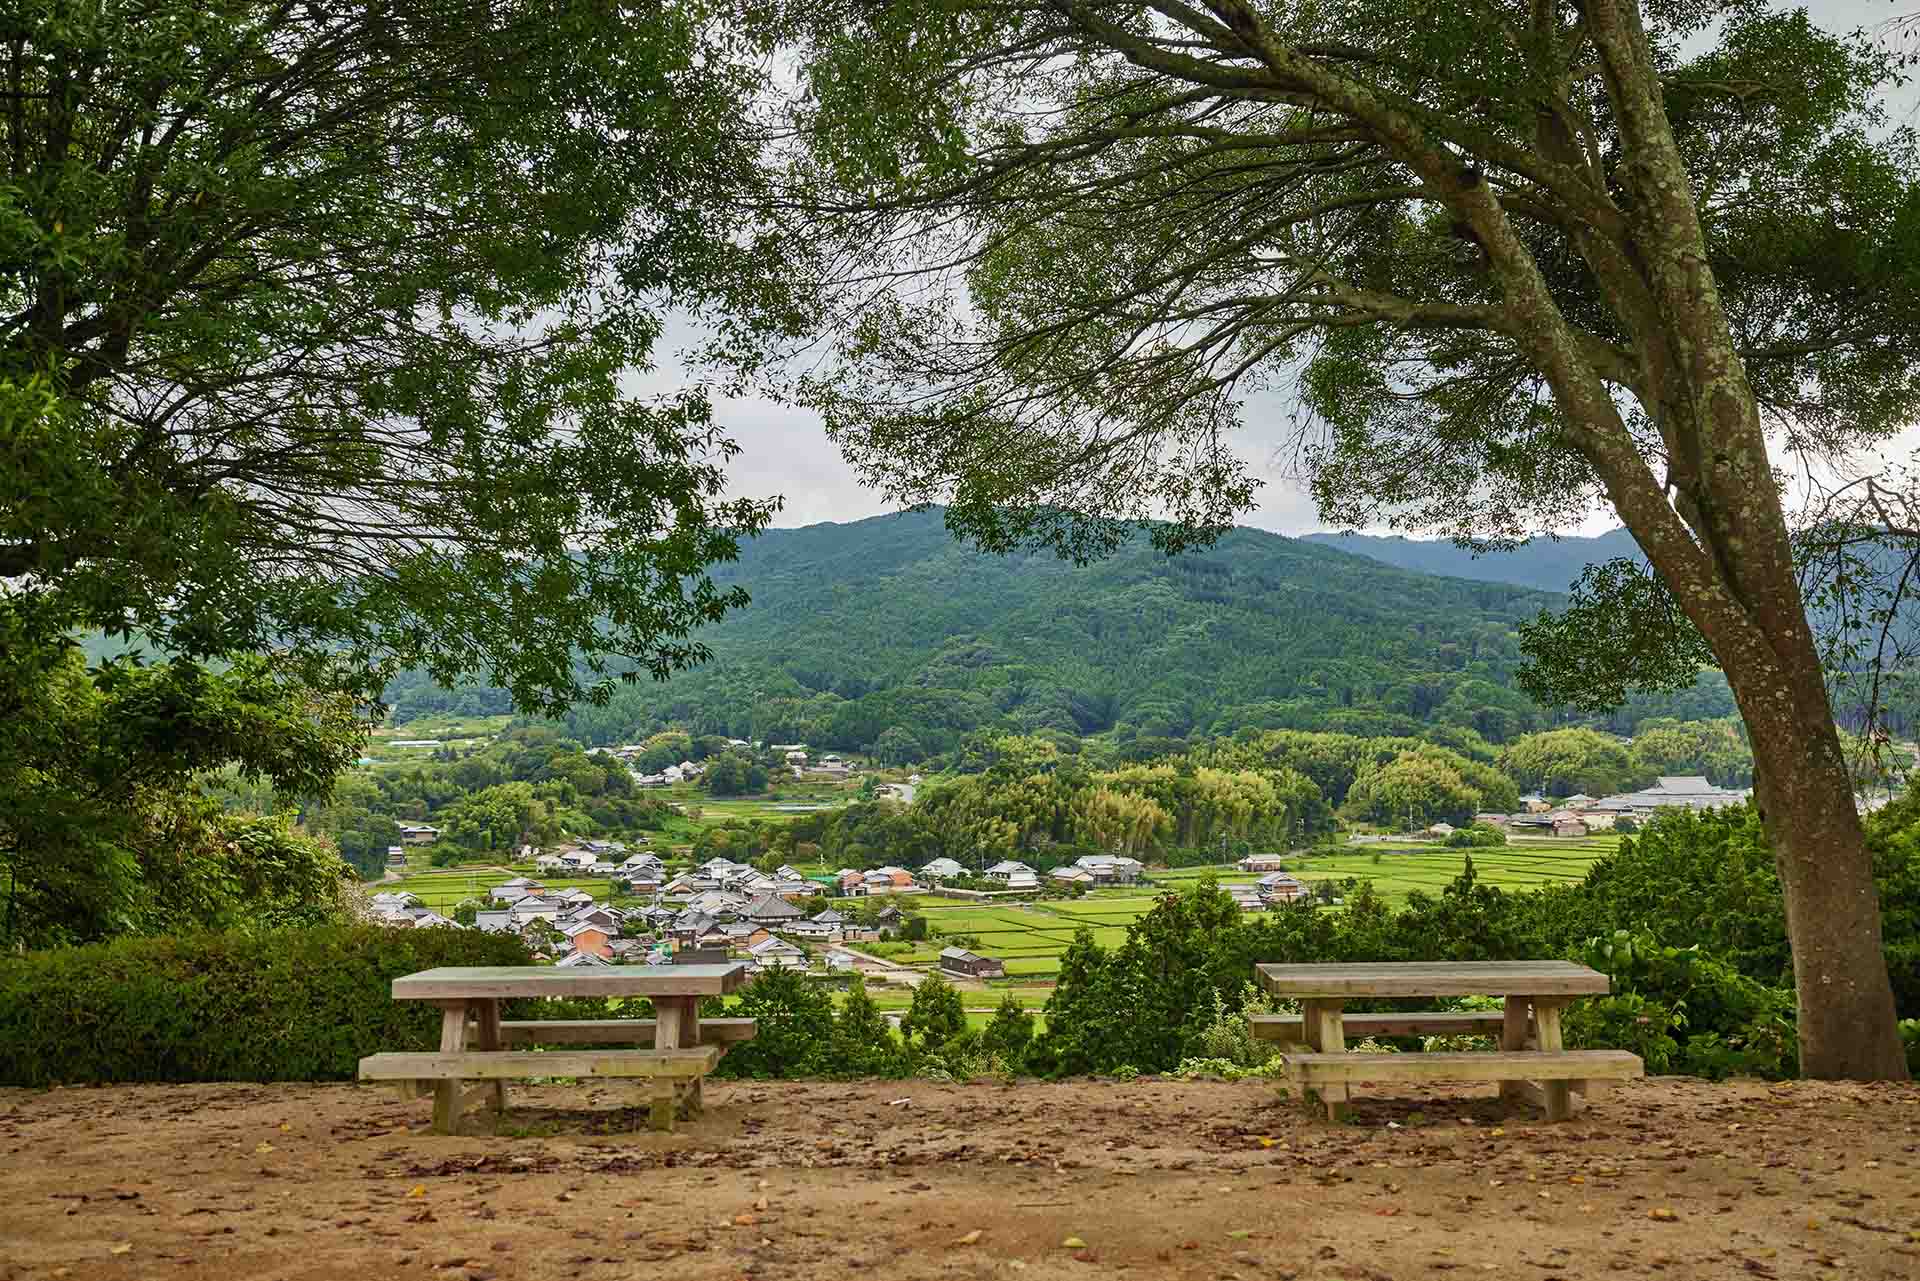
[2,0,802,712]
[770,0,1920,1078]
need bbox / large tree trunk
[1733,640,1908,1080]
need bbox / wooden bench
[1277,1049,1643,1115]
[1252,1010,1515,1041]
[371,964,755,1135]
[359,1045,721,1133]
[1254,961,1629,1121]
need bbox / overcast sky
[645,2,1919,539]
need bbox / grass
[380,867,634,910]
[899,838,1615,978]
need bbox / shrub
[0,924,530,1086]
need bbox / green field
[379,866,632,910]
[906,838,1614,978]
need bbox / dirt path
[2,1075,1916,1281]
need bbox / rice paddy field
[898,836,1620,980]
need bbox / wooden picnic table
[1253,961,1639,1121]
[359,964,754,1134]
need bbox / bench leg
[646,1084,677,1133]
[654,998,685,1051]
[431,1002,471,1135]
[475,999,507,1116]
[1297,1000,1349,1121]
[1534,1003,1573,1121]
[1499,996,1532,1106]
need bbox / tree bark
[1746,725,1907,1079]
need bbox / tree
[704,750,770,797]
[1629,718,1754,788]
[779,1,1918,1078]
[831,978,904,1075]
[0,639,362,948]
[981,993,1036,1066]
[2,0,802,715]
[1499,729,1641,798]
[452,899,484,927]
[900,973,968,1049]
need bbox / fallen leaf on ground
[1062,1236,1087,1249]
[109,1244,133,1255]
[952,1229,982,1246]
[407,1186,426,1198]
[1648,1208,1678,1221]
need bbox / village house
[919,857,966,882]
[744,891,805,925]
[938,947,1007,980]
[1256,871,1310,903]
[1049,865,1096,887]
[747,936,808,970]
[562,920,613,960]
[1074,853,1143,884]
[555,949,610,968]
[488,877,546,904]
[1226,883,1267,912]
[1589,775,1752,817]
[1236,853,1289,873]
[861,866,918,895]
[397,823,440,845]
[983,860,1034,883]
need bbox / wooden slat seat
[499,1017,757,1047]
[1251,1011,1513,1040]
[358,1044,721,1083]
[1279,1048,1641,1087]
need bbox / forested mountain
[1301,529,1643,594]
[387,510,1733,753]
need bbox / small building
[743,891,805,925]
[562,921,613,959]
[398,823,441,845]
[1226,883,1267,912]
[1074,854,1143,884]
[1049,865,1096,886]
[938,947,1007,980]
[983,860,1034,883]
[488,877,546,903]
[556,949,610,968]
[920,857,966,882]
[1002,870,1039,892]
[1428,822,1455,838]
[747,936,807,970]
[1237,853,1289,873]
[1256,871,1309,902]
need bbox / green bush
[0,924,530,1086]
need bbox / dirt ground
[2,1074,1917,1281]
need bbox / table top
[1255,960,1609,999]
[392,964,749,1001]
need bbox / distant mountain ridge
[1301,529,1644,594]
[388,509,1734,748]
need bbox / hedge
[0,924,531,1086]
